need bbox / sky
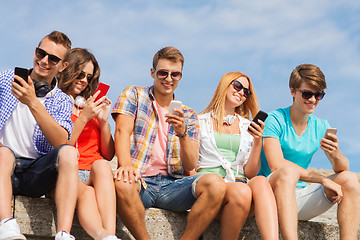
[1,0,359,171]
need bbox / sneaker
[55,231,75,240]
[103,236,121,240]
[0,218,26,240]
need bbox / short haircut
[38,31,72,60]
[58,48,100,99]
[152,47,184,69]
[289,64,327,91]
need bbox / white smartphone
[168,100,182,116]
[323,128,337,162]
[324,128,337,140]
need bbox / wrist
[176,127,187,138]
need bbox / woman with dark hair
[197,71,278,239]
[58,48,119,240]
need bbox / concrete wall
[13,195,359,240]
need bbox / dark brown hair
[58,48,100,99]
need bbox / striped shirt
[112,85,199,178]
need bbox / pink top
[142,100,169,177]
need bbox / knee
[197,174,226,199]
[91,160,113,176]
[0,147,15,166]
[58,145,78,169]
[270,166,299,189]
[248,176,271,192]
[226,184,252,209]
[114,180,138,200]
[337,171,360,194]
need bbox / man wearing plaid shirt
[112,47,226,240]
[0,31,78,240]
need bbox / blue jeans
[139,174,204,212]
[10,145,67,197]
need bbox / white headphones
[74,96,86,108]
[211,111,237,125]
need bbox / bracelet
[176,127,187,138]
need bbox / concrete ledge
[12,195,360,240]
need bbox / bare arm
[166,109,199,171]
[12,76,68,147]
[320,132,349,173]
[96,98,115,160]
[243,120,265,179]
[113,113,140,183]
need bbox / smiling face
[151,58,182,100]
[31,37,68,83]
[68,61,94,98]
[291,82,321,115]
[225,76,249,110]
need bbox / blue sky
[1,0,359,171]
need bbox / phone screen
[14,67,29,85]
[94,82,110,101]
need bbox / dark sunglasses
[299,89,325,100]
[155,69,182,81]
[35,47,62,65]
[77,71,93,81]
[232,80,251,98]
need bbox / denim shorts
[10,145,66,197]
[139,174,204,212]
[78,170,90,184]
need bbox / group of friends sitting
[0,31,359,240]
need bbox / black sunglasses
[35,47,62,66]
[299,89,325,100]
[77,71,93,81]
[155,69,182,81]
[232,80,251,98]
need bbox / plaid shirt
[0,69,73,155]
[112,85,199,178]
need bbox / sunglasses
[155,69,182,81]
[77,71,93,81]
[298,89,325,100]
[232,80,251,98]
[35,47,62,66]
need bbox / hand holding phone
[248,110,268,133]
[94,82,110,102]
[168,100,182,116]
[324,128,337,140]
[14,67,29,86]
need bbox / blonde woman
[197,71,278,240]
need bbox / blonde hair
[201,71,260,132]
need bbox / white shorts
[296,183,334,220]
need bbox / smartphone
[248,110,268,132]
[94,82,110,101]
[324,128,337,140]
[14,67,29,85]
[168,100,182,116]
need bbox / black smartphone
[14,67,29,85]
[248,110,268,132]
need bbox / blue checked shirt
[112,85,200,178]
[0,69,73,155]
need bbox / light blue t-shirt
[259,107,330,187]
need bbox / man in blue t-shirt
[260,64,360,239]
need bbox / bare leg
[115,180,150,240]
[90,160,117,235]
[0,148,15,220]
[181,174,226,240]
[326,171,360,240]
[269,166,300,240]
[55,145,78,232]
[77,180,108,240]
[219,182,252,240]
[248,176,279,240]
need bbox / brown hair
[201,71,260,132]
[58,48,100,99]
[38,31,72,60]
[289,64,327,91]
[153,46,184,69]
